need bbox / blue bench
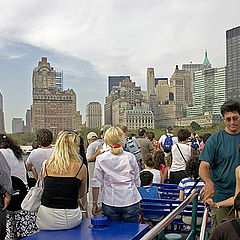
[140,198,211,235]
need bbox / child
[141,154,162,184]
[153,150,168,183]
[178,155,205,225]
[140,171,161,221]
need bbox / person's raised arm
[199,161,214,203]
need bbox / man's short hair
[138,128,146,137]
[37,129,53,147]
[177,129,191,142]
[167,126,173,133]
[220,100,240,117]
[140,171,154,186]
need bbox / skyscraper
[108,76,130,94]
[32,57,82,134]
[226,26,240,101]
[86,102,102,128]
[0,92,5,133]
[12,118,24,133]
[146,68,155,98]
[182,62,203,104]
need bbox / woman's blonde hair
[104,127,124,155]
[47,131,81,174]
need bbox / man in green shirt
[199,100,240,229]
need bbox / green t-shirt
[199,129,240,202]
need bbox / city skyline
[0,0,239,132]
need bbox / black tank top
[41,163,83,209]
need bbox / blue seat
[140,198,211,235]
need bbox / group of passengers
[1,100,240,240]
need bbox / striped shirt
[178,178,204,197]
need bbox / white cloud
[0,0,239,131]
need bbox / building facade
[104,77,149,128]
[12,118,24,133]
[226,26,240,101]
[32,57,82,134]
[108,76,130,94]
[187,66,226,117]
[118,110,154,130]
[86,102,102,128]
[182,62,203,105]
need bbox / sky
[0,0,239,133]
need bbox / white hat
[87,132,98,140]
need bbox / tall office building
[32,57,82,134]
[169,65,191,118]
[182,62,203,104]
[104,77,149,127]
[146,68,155,98]
[187,66,226,117]
[86,102,102,128]
[0,92,5,133]
[226,26,240,101]
[108,76,130,94]
[155,79,169,103]
[25,109,32,133]
[12,118,24,133]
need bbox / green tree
[190,121,201,131]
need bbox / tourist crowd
[0,100,240,240]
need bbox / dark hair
[138,128,146,137]
[220,100,240,117]
[144,154,155,168]
[120,126,128,133]
[234,192,240,218]
[37,129,53,147]
[140,171,154,186]
[154,150,165,170]
[32,139,39,149]
[79,135,85,152]
[177,129,191,142]
[185,155,200,180]
[167,126,173,133]
[147,132,155,141]
[202,133,211,144]
[0,134,23,160]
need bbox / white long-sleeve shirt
[92,150,141,207]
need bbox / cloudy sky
[0,0,239,132]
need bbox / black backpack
[7,176,27,211]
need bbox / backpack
[191,139,199,151]
[163,134,173,153]
[7,176,27,211]
[125,137,143,162]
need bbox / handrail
[199,206,210,240]
[140,189,200,240]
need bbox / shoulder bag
[21,178,43,212]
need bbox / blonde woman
[36,131,87,230]
[92,127,141,222]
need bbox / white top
[159,134,178,156]
[27,148,53,176]
[170,143,191,172]
[141,169,161,184]
[0,148,27,184]
[92,150,141,207]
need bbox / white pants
[36,205,82,230]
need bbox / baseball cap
[87,132,98,140]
